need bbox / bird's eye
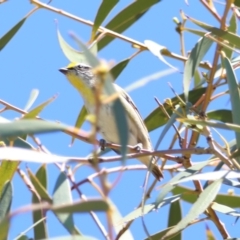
[78,65,90,70]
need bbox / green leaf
[53,172,80,235]
[110,58,130,80]
[179,119,240,133]
[188,15,240,50]
[57,27,97,64]
[91,0,119,40]
[0,182,12,221]
[0,161,18,198]
[223,56,240,162]
[97,0,160,50]
[0,120,69,138]
[144,227,176,240]
[31,166,48,239]
[207,109,232,123]
[28,168,52,203]
[183,36,212,101]
[172,185,240,208]
[40,236,98,240]
[120,195,181,224]
[107,199,133,240]
[23,95,57,119]
[224,12,237,59]
[0,18,26,51]
[168,200,182,240]
[144,87,206,132]
[164,179,222,239]
[0,218,9,240]
[24,89,39,112]
[53,199,109,213]
[194,70,201,88]
[71,106,87,145]
[155,160,210,206]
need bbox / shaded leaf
[28,168,52,202]
[40,236,98,240]
[155,160,210,206]
[164,179,222,239]
[32,165,48,239]
[207,109,232,123]
[53,172,80,235]
[91,0,119,40]
[224,12,237,59]
[53,199,109,213]
[120,195,180,224]
[172,185,240,208]
[0,18,26,51]
[223,55,240,163]
[144,226,176,240]
[71,106,87,145]
[188,16,240,50]
[179,119,240,133]
[168,200,182,240]
[0,218,9,240]
[145,87,206,132]
[0,182,12,221]
[98,0,160,50]
[183,36,212,101]
[110,58,130,80]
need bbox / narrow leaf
[183,36,212,101]
[168,201,182,240]
[0,182,12,221]
[53,199,109,213]
[0,120,68,138]
[23,95,57,119]
[24,89,39,111]
[53,172,80,234]
[223,56,240,162]
[97,0,160,50]
[172,185,240,208]
[144,40,179,71]
[91,0,119,40]
[32,166,48,239]
[145,87,206,132]
[57,27,97,63]
[207,109,232,123]
[155,160,211,206]
[164,179,222,239]
[0,18,26,51]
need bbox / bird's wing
[113,84,152,149]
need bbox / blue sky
[0,0,239,239]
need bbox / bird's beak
[59,68,68,75]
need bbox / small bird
[59,62,163,180]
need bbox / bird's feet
[133,143,143,153]
[99,139,107,151]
